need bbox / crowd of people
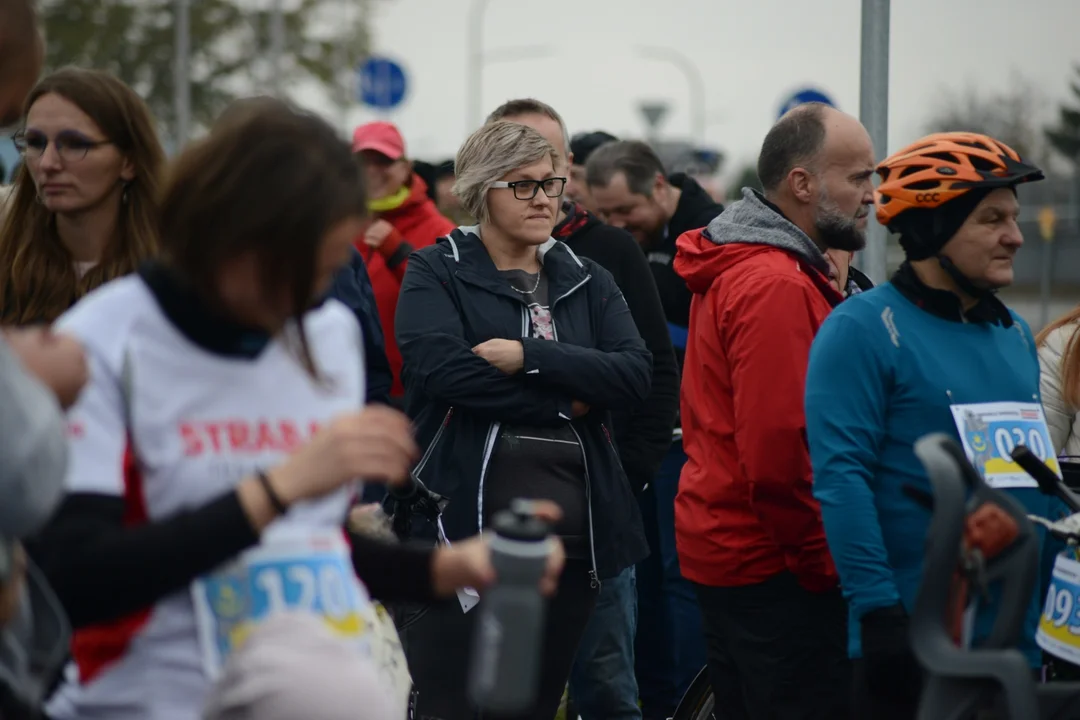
[4,1,1080,719]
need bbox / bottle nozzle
[493,500,550,542]
[510,498,539,521]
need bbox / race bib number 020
[192,530,376,679]
[1037,552,1080,664]
[950,401,1060,490]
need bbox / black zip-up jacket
[327,248,397,505]
[327,247,393,405]
[848,265,875,295]
[394,228,652,581]
[554,202,678,492]
[647,173,725,367]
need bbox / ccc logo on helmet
[915,192,941,203]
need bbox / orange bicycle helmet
[875,132,1044,229]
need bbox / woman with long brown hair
[1038,309,1080,456]
[0,67,163,324]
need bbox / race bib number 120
[950,401,1060,489]
[192,530,376,679]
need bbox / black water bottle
[467,500,553,714]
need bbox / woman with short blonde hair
[451,120,557,223]
[393,121,652,720]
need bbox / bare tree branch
[1047,69,1080,165]
[924,76,1047,163]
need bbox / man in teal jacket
[805,132,1051,720]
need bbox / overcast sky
[339,0,1080,173]
[2,0,1076,183]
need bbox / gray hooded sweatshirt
[0,337,68,538]
[0,336,70,716]
[703,188,831,275]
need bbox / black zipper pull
[589,570,601,590]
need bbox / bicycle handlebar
[912,434,1042,720]
[385,472,449,541]
[1011,446,1080,513]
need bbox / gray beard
[815,203,867,253]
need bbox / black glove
[860,604,923,704]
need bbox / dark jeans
[635,439,706,719]
[694,572,851,720]
[397,560,598,720]
[568,566,641,720]
[852,658,919,720]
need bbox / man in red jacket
[674,103,875,720]
[352,121,456,402]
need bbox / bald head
[757,103,869,195]
[755,103,876,252]
[0,0,43,126]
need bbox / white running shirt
[46,276,366,720]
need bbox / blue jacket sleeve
[396,253,574,426]
[520,269,652,411]
[327,249,393,405]
[805,309,899,620]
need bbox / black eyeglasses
[490,177,567,201]
[12,129,113,162]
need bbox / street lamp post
[465,0,555,132]
[859,0,891,285]
[636,46,706,144]
[465,0,492,132]
[335,0,358,130]
[173,0,192,151]
[269,0,286,97]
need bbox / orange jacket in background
[356,175,455,398]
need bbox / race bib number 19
[192,530,375,679]
[1038,552,1080,664]
[950,401,1060,489]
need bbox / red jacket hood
[675,231,783,294]
[674,188,836,296]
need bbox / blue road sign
[357,56,408,110]
[778,88,836,119]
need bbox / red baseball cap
[351,121,406,159]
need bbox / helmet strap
[935,253,1014,326]
[936,253,997,301]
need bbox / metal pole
[637,46,706,143]
[173,0,191,151]
[335,0,350,130]
[858,0,890,285]
[465,0,491,133]
[269,0,285,97]
[336,39,349,130]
